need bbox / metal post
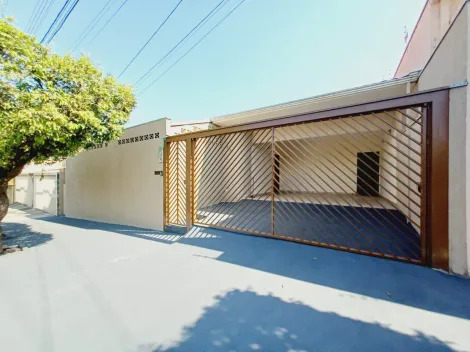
[186,138,193,232]
[163,138,169,231]
[271,127,275,235]
[420,106,428,265]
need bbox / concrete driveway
[1,205,469,352]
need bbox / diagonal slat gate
[165,140,187,226]
[164,90,450,269]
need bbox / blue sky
[6,0,426,125]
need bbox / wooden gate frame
[164,88,450,270]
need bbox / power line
[117,0,184,79]
[134,0,226,87]
[85,0,130,47]
[139,0,247,96]
[70,0,118,52]
[41,0,72,43]
[29,0,50,34]
[26,0,44,32]
[44,0,80,44]
[31,0,58,35]
[146,0,230,75]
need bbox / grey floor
[1,204,469,352]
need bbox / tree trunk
[0,164,25,252]
[0,180,9,254]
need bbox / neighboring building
[395,0,466,78]
[14,163,64,216]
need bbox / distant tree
[0,19,136,251]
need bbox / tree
[0,20,136,250]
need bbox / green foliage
[0,19,136,178]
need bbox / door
[15,175,33,207]
[34,174,58,215]
[357,152,380,196]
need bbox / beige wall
[273,117,420,228]
[417,3,469,275]
[448,87,469,275]
[395,0,466,78]
[194,131,269,211]
[193,136,231,210]
[276,129,382,196]
[250,138,272,197]
[381,110,422,232]
[65,119,166,230]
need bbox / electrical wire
[85,0,130,47]
[44,0,79,44]
[28,0,48,33]
[138,0,247,96]
[70,0,117,52]
[117,0,184,79]
[133,0,226,87]
[26,0,44,32]
[31,0,58,35]
[139,0,230,79]
[40,0,72,43]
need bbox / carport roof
[211,71,420,127]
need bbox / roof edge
[211,73,419,124]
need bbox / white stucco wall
[417,2,469,275]
[65,119,166,230]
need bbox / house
[13,0,470,276]
[164,0,470,276]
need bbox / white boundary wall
[64,119,168,230]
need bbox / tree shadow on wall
[1,222,52,248]
[142,290,453,352]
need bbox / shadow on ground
[38,216,184,244]
[140,289,452,352]
[1,222,53,248]
[38,216,470,320]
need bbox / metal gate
[164,90,449,270]
[165,140,187,226]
